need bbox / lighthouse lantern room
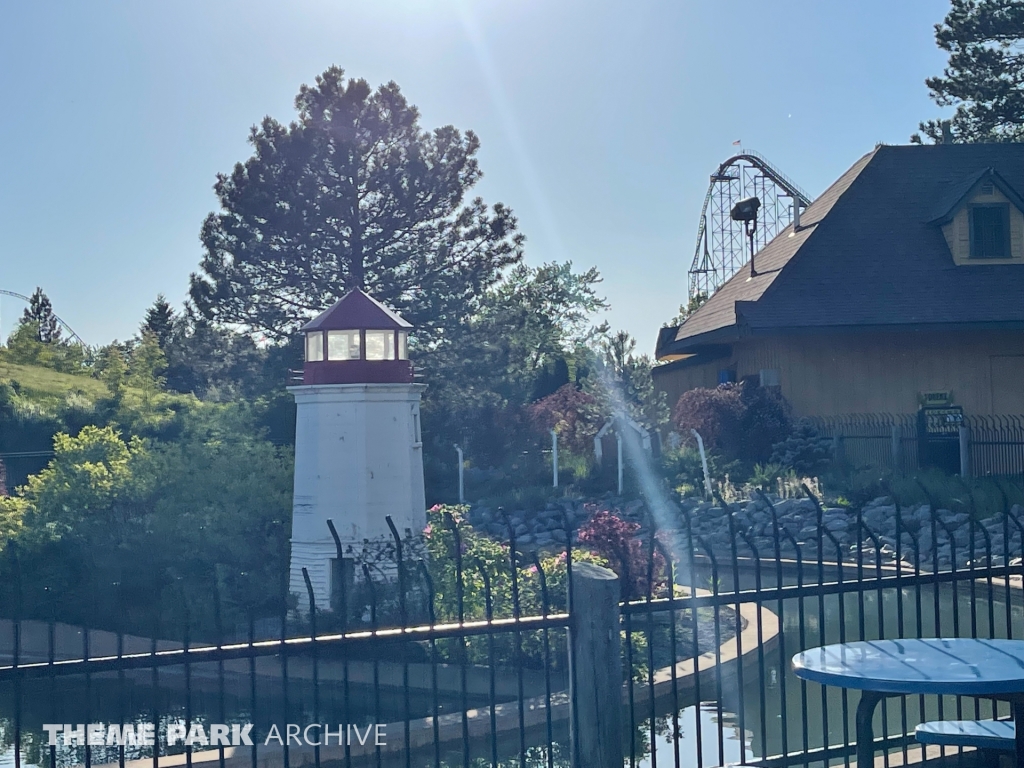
[288,288,426,611]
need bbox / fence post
[891,424,901,469]
[832,431,844,465]
[569,562,623,768]
[616,434,624,495]
[455,444,464,504]
[959,425,970,478]
[551,429,559,488]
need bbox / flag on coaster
[732,139,741,146]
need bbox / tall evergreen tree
[21,287,61,343]
[915,0,1024,143]
[142,295,176,349]
[191,66,524,342]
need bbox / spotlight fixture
[731,196,762,277]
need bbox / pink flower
[423,524,433,535]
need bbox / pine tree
[21,287,61,343]
[915,0,1024,143]
[191,66,524,342]
[142,294,176,349]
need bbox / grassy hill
[0,359,110,402]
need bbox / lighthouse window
[365,330,395,361]
[397,331,409,360]
[305,331,323,362]
[327,330,360,360]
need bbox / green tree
[4,321,86,374]
[664,292,708,327]
[915,0,1024,143]
[3,409,292,633]
[419,262,607,468]
[143,294,176,349]
[21,287,61,343]
[127,331,167,390]
[588,330,669,431]
[157,304,292,399]
[94,343,129,390]
[14,425,154,543]
[191,65,524,342]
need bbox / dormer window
[933,169,1024,266]
[970,204,1010,259]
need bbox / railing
[810,413,1024,477]
[968,415,1024,477]
[1,484,1023,768]
[807,414,919,474]
[621,483,1024,768]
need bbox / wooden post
[569,562,623,768]
[891,424,901,470]
[959,425,970,478]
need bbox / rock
[949,512,970,527]
[798,525,818,539]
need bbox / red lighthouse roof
[298,288,414,386]
[301,288,412,332]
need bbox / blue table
[792,639,1024,768]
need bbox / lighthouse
[288,288,426,610]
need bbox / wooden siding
[654,330,1024,418]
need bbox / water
[629,574,1024,768]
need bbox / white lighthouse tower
[287,288,426,610]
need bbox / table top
[792,639,1024,696]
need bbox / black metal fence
[968,415,1024,477]
[2,483,1024,768]
[808,414,919,475]
[810,413,1024,477]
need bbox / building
[288,288,426,610]
[654,144,1024,424]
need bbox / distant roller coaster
[0,290,86,345]
[688,150,813,299]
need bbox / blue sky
[0,0,950,353]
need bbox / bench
[915,720,1015,752]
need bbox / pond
[639,573,1024,768]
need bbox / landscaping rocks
[465,490,1024,572]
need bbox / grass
[0,359,109,401]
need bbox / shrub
[672,381,791,465]
[770,419,833,476]
[527,383,602,456]
[577,509,664,600]
[749,462,785,490]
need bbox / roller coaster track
[688,150,813,299]
[0,290,86,345]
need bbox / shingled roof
[657,143,1024,358]
[300,288,412,331]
